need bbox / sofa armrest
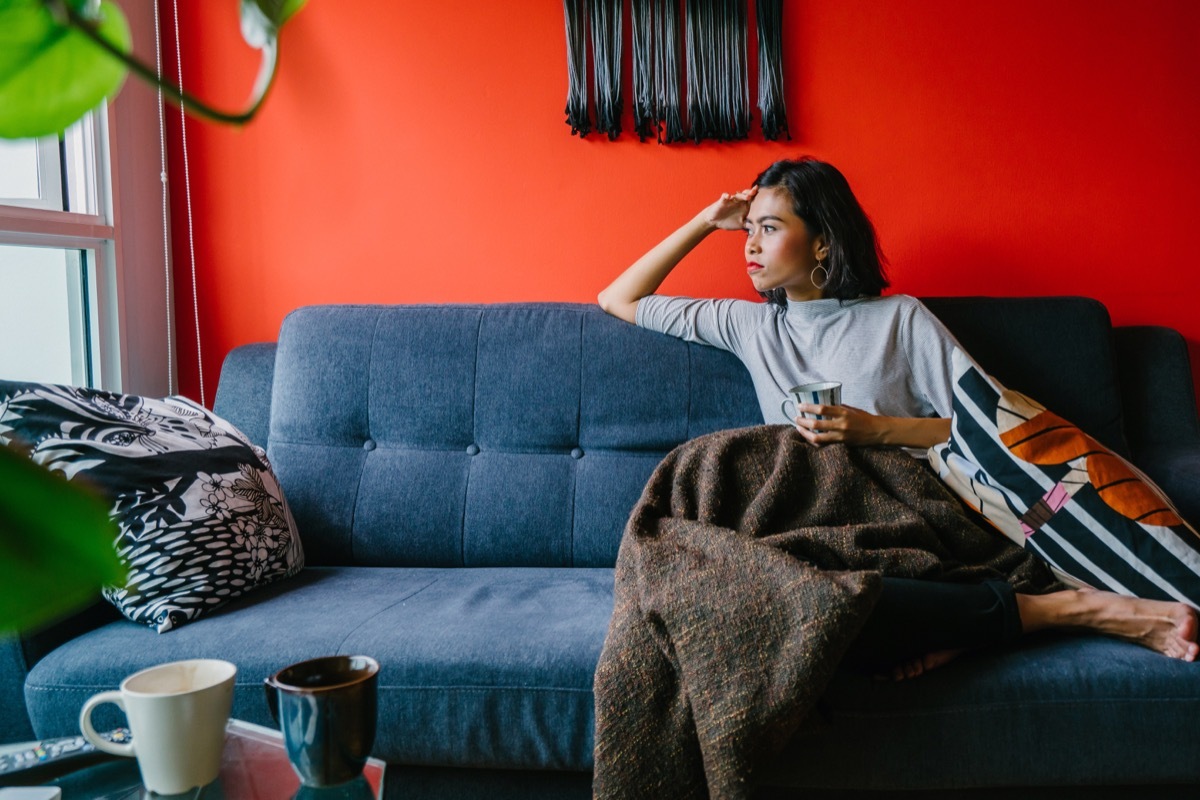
[1,636,35,743]
[1130,444,1200,530]
[1114,326,1200,528]
[1,599,120,743]
[1113,326,1200,450]
[212,343,277,450]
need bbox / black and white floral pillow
[0,380,303,633]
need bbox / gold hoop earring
[811,261,829,290]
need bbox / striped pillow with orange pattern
[929,348,1200,606]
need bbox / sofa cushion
[0,380,303,633]
[769,634,1200,789]
[930,349,1200,605]
[263,301,1130,574]
[24,566,613,771]
[26,567,1200,786]
[267,305,760,569]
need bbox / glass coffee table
[3,720,385,799]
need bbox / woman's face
[744,186,828,301]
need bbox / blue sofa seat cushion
[27,565,1200,786]
[769,634,1200,789]
[24,566,613,771]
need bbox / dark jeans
[840,577,1024,671]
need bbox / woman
[598,156,1198,678]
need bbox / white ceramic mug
[79,659,237,794]
[781,381,843,422]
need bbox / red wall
[162,0,1200,407]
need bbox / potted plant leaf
[0,444,125,633]
[0,0,306,139]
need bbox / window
[0,2,172,396]
[0,116,111,387]
[0,119,99,213]
[0,244,95,386]
[0,137,57,208]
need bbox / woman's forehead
[750,185,797,216]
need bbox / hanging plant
[0,0,308,139]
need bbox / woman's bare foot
[1018,589,1200,661]
[880,648,964,682]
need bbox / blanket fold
[593,425,1059,800]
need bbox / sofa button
[362,439,376,451]
[570,447,584,459]
[466,444,480,456]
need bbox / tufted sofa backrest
[266,304,760,567]
[242,298,1128,569]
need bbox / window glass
[0,244,91,386]
[0,136,61,210]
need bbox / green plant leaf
[0,0,131,138]
[262,0,307,26]
[0,443,126,634]
[240,0,307,49]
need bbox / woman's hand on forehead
[704,186,759,231]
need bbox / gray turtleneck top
[635,293,961,427]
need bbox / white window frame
[0,0,173,396]
[0,135,63,211]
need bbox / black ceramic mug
[264,655,380,787]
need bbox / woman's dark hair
[753,157,888,306]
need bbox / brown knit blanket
[592,425,1059,800]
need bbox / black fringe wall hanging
[654,0,686,143]
[590,0,624,140]
[630,0,685,143]
[632,0,656,140]
[563,0,591,137]
[563,0,790,144]
[685,0,750,142]
[756,0,790,141]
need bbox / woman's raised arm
[597,188,756,324]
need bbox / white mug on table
[79,658,237,794]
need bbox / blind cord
[152,0,173,396]
[172,0,205,406]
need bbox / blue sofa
[4,298,1200,798]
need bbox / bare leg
[1016,589,1200,661]
[889,588,1199,681]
